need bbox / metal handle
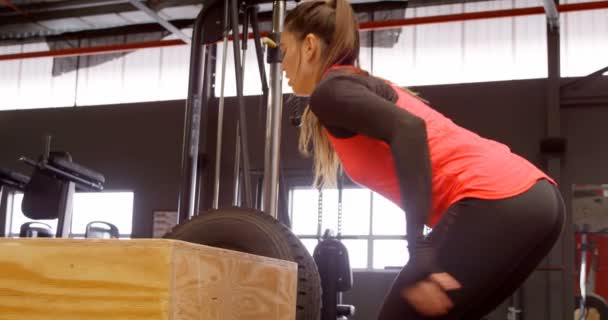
[43,135,52,161]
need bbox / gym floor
[1,1,607,319]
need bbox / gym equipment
[0,167,29,210]
[1,168,56,239]
[1,167,56,239]
[0,238,297,320]
[0,167,29,193]
[168,1,322,319]
[313,172,355,320]
[85,221,120,239]
[0,167,29,218]
[314,230,355,320]
[19,136,105,238]
[574,224,608,320]
[19,222,53,238]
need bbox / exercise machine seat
[19,222,54,238]
[314,237,353,292]
[0,168,30,191]
[22,170,66,220]
[51,156,105,185]
[314,230,356,320]
[85,221,119,239]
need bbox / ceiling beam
[0,3,135,24]
[4,0,608,61]
[0,0,127,16]
[3,0,608,43]
[0,0,202,24]
[0,39,185,61]
[0,0,407,25]
[0,0,31,17]
[127,0,190,44]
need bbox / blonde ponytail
[286,0,359,188]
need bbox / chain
[337,171,343,237]
[317,187,323,241]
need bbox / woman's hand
[400,272,461,317]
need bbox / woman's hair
[285,0,360,188]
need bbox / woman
[280,0,565,319]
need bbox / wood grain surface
[0,238,297,320]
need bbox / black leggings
[378,179,566,319]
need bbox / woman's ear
[302,33,320,63]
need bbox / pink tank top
[325,75,555,227]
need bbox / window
[0,42,77,110]
[1,2,607,110]
[0,31,192,110]
[75,31,192,106]
[6,191,134,238]
[289,187,408,270]
[560,2,608,77]
[370,0,549,87]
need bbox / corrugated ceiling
[0,0,204,40]
[0,0,502,43]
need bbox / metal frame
[178,0,288,221]
[0,0,202,25]
[262,0,286,218]
[177,4,211,223]
[211,0,231,209]
[228,0,255,210]
[2,189,134,239]
[126,0,191,44]
[3,1,608,61]
[543,0,560,30]
[544,2,564,318]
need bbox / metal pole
[231,7,250,208]
[179,48,206,222]
[212,0,231,210]
[234,10,248,208]
[0,187,5,237]
[56,182,75,238]
[543,3,568,319]
[230,0,254,208]
[194,43,216,215]
[177,6,210,223]
[233,121,242,206]
[250,5,269,98]
[542,0,560,30]
[263,0,286,219]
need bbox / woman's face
[281,30,323,96]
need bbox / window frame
[4,190,134,239]
[287,176,408,271]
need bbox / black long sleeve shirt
[309,68,439,283]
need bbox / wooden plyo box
[0,238,297,320]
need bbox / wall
[0,101,185,238]
[1,76,606,319]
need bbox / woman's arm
[310,75,440,283]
